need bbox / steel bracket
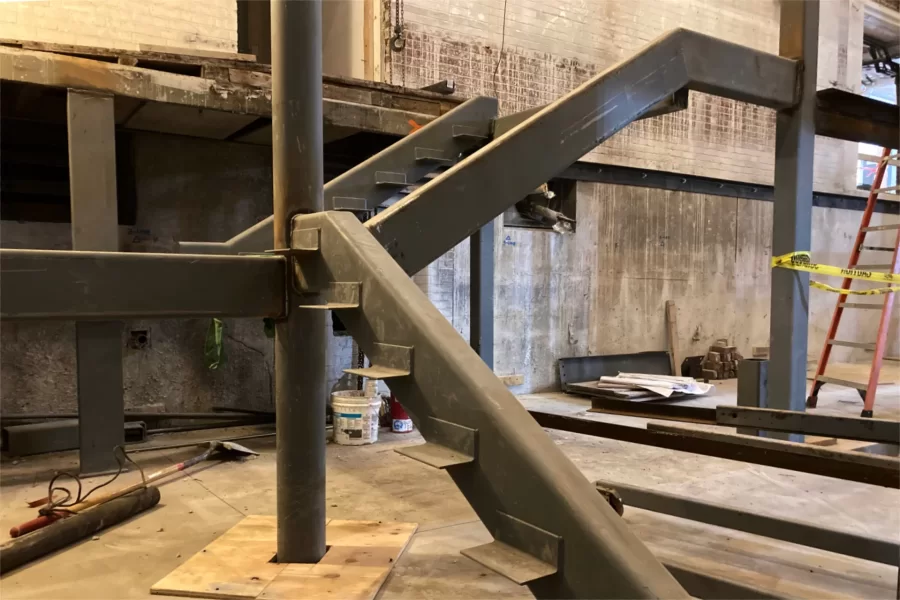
[344,342,412,379]
[396,416,477,469]
[461,512,561,585]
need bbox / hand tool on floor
[1,487,161,574]
[10,441,258,538]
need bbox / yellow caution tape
[772,251,897,295]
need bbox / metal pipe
[271,0,327,564]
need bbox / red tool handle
[9,513,64,538]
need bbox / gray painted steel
[3,419,146,456]
[0,250,285,320]
[718,406,900,445]
[768,0,819,434]
[469,221,495,368]
[736,359,768,436]
[67,89,124,475]
[559,352,672,387]
[290,211,688,598]
[597,480,900,566]
[271,0,327,564]
[179,96,498,255]
[365,29,798,276]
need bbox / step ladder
[807,147,900,417]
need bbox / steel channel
[530,411,900,488]
[736,359,768,435]
[767,0,819,432]
[0,250,285,320]
[718,406,900,445]
[469,221,495,368]
[271,0,327,564]
[597,480,900,566]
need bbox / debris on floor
[699,341,744,380]
[598,373,714,400]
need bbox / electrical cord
[492,0,510,98]
[40,446,146,516]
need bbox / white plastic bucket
[332,390,381,446]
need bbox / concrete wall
[387,0,898,391]
[0,133,354,415]
[0,0,237,52]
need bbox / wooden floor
[0,380,897,599]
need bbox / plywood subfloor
[151,516,416,600]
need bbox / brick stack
[701,343,744,380]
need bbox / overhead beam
[815,88,899,148]
[365,28,798,275]
[0,250,285,320]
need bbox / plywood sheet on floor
[808,361,900,384]
[151,516,416,600]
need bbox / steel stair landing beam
[366,28,799,276]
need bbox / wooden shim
[151,517,416,600]
[665,300,680,376]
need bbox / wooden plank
[151,517,416,600]
[665,300,681,377]
[0,47,448,138]
[138,43,257,62]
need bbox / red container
[390,395,413,433]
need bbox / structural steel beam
[469,221,495,367]
[596,480,900,567]
[67,88,124,475]
[271,0,327,564]
[365,29,798,275]
[293,211,688,598]
[0,250,285,320]
[179,96,497,255]
[585,397,900,444]
[815,88,899,148]
[531,411,900,488]
[768,0,819,432]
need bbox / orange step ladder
[807,147,900,418]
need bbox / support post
[737,359,768,436]
[271,0,327,564]
[67,89,124,475]
[768,0,818,440]
[469,221,494,368]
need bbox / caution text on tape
[771,251,896,295]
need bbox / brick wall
[388,0,862,193]
[0,0,237,52]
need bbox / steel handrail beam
[366,28,798,275]
[0,249,286,320]
[294,210,689,598]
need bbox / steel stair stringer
[178,96,498,255]
[365,28,798,276]
[292,210,690,599]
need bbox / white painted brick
[0,0,237,52]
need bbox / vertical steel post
[768,0,818,440]
[737,359,768,436]
[271,0,327,563]
[67,89,124,475]
[469,222,495,368]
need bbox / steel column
[736,359,768,436]
[768,0,819,437]
[469,221,494,368]
[67,89,123,475]
[271,0,327,563]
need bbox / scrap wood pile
[592,373,713,402]
[701,341,744,380]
